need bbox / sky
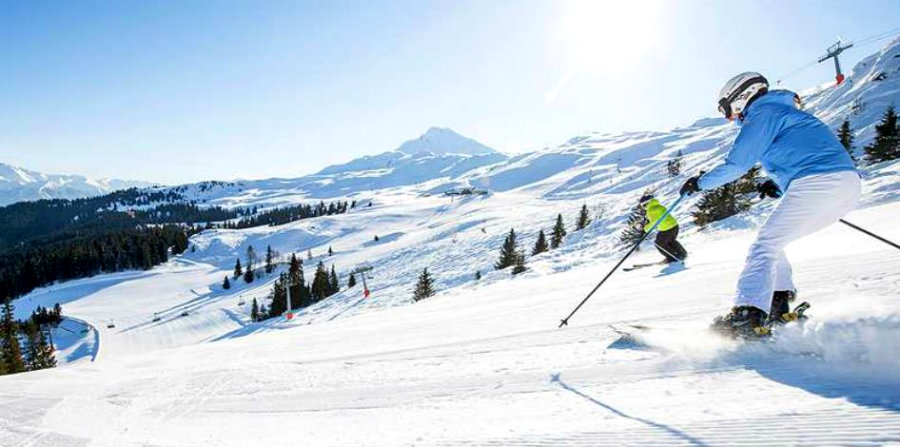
[1,0,898,185]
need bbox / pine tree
[576,204,591,230]
[374,235,380,242]
[265,245,274,274]
[24,320,40,371]
[329,265,340,294]
[24,320,55,371]
[328,246,333,256]
[735,166,761,195]
[311,261,330,301]
[692,167,760,227]
[246,245,257,269]
[620,192,650,248]
[495,229,521,270]
[140,243,153,269]
[532,230,549,255]
[287,253,307,309]
[233,258,242,279]
[222,276,231,290]
[474,270,481,281]
[243,262,255,283]
[512,253,527,275]
[667,150,684,177]
[173,230,189,254]
[307,249,313,260]
[268,274,287,316]
[837,119,857,163]
[250,298,260,322]
[864,106,900,163]
[1,299,25,374]
[413,268,436,301]
[348,273,357,288]
[550,214,566,249]
[37,328,56,369]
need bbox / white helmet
[718,72,768,120]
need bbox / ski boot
[768,290,795,325]
[768,290,811,326]
[710,306,770,338]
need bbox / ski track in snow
[1,38,900,447]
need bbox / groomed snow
[1,199,898,446]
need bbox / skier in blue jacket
[680,72,859,337]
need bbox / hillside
[1,38,899,446]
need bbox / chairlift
[181,311,190,317]
[152,312,161,322]
[352,263,374,275]
[351,264,374,298]
[106,320,116,329]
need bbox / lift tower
[818,40,853,85]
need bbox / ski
[622,261,669,272]
[610,302,813,348]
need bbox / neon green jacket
[643,198,678,232]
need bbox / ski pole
[839,219,900,251]
[558,194,686,328]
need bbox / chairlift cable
[775,27,900,84]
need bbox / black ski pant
[655,225,687,262]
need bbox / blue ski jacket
[698,90,857,192]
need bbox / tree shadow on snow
[210,319,273,342]
[550,373,711,447]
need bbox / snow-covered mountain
[145,127,508,208]
[0,162,154,206]
[146,39,899,212]
[2,38,899,447]
[397,126,498,155]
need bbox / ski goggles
[718,97,734,121]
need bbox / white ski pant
[735,170,861,313]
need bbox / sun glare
[548,0,665,101]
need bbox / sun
[560,0,663,69]
[548,0,665,101]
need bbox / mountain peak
[397,127,497,155]
[0,162,154,206]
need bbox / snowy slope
[1,38,899,447]
[0,163,154,206]
[2,202,898,446]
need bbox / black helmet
[639,193,654,205]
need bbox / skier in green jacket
[640,193,687,263]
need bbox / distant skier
[680,72,859,337]
[640,193,687,263]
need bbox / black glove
[680,171,705,196]
[757,179,782,199]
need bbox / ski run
[2,37,900,447]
